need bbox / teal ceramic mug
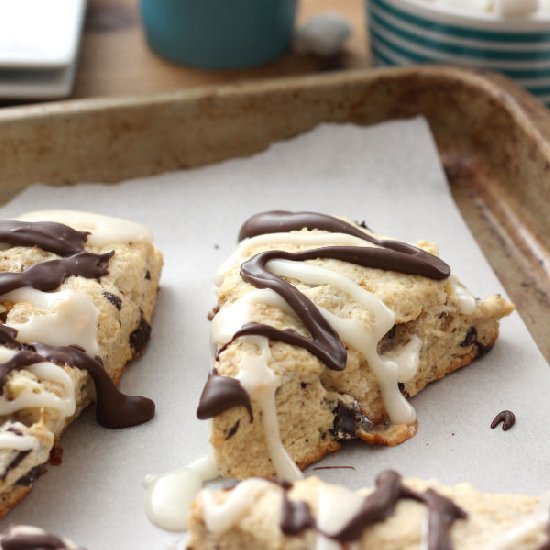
[141,0,297,69]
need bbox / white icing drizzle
[450,276,477,315]
[215,231,370,286]
[0,432,39,452]
[200,478,273,535]
[268,259,418,424]
[0,347,76,424]
[4,288,99,354]
[144,453,219,531]
[210,288,291,356]
[210,291,303,481]
[236,335,303,482]
[488,495,550,550]
[18,209,153,246]
[316,483,363,550]
[0,362,76,420]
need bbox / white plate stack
[0,0,87,99]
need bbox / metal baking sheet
[0,118,547,549]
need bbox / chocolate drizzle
[0,325,154,429]
[280,495,315,535]
[234,211,449,372]
[0,220,88,257]
[274,470,465,548]
[197,369,253,421]
[0,450,30,482]
[422,488,467,550]
[330,471,466,548]
[273,470,466,548]
[129,317,151,354]
[0,527,79,550]
[238,211,450,281]
[0,252,113,296]
[240,245,447,371]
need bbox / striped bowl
[367,0,550,106]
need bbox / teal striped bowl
[367,0,550,106]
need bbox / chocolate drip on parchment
[490,410,516,431]
[197,369,252,421]
[0,325,154,429]
[0,220,88,257]
[0,252,113,296]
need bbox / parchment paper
[0,118,548,550]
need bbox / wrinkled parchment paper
[0,118,548,550]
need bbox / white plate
[0,0,86,69]
[0,63,78,99]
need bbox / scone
[0,211,163,515]
[0,525,83,549]
[198,211,513,480]
[188,471,549,549]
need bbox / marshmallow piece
[295,13,352,56]
[494,0,539,17]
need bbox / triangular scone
[0,211,163,515]
[188,472,548,549]
[199,212,513,480]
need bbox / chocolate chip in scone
[330,402,373,440]
[103,291,122,310]
[16,464,46,487]
[461,327,477,347]
[130,317,151,354]
[145,270,151,280]
[225,420,241,440]
[475,340,494,356]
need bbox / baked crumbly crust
[208,215,513,478]
[0,214,163,515]
[188,475,546,550]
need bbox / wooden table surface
[73,0,368,100]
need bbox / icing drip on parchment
[144,453,219,531]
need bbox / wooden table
[73,0,368,100]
